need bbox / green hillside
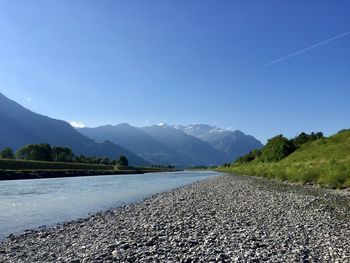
[218,130,350,189]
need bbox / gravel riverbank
[1,174,350,262]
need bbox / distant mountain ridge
[0,92,148,166]
[78,123,263,166]
[173,124,227,140]
[78,124,188,166]
[141,124,231,166]
[0,92,263,167]
[174,124,264,161]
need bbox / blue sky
[0,0,349,143]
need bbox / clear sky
[0,0,349,143]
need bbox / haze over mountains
[176,124,264,160]
[141,124,229,165]
[0,92,263,167]
[79,123,263,167]
[77,123,186,166]
[0,92,148,166]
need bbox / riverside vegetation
[0,144,176,180]
[218,129,350,189]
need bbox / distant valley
[78,123,263,167]
[0,92,263,167]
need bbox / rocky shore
[1,174,350,262]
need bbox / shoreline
[1,174,350,262]
[0,172,209,241]
[0,168,179,181]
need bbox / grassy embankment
[0,159,175,180]
[218,130,350,189]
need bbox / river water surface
[0,171,221,240]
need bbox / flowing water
[0,171,221,240]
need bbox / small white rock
[112,250,118,258]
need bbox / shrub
[292,132,323,148]
[117,156,129,166]
[0,147,14,159]
[337,128,350,134]
[235,149,262,164]
[261,135,295,162]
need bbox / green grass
[0,159,114,171]
[0,159,178,180]
[0,159,178,172]
[218,131,350,189]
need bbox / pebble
[0,174,349,262]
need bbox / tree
[74,155,85,163]
[261,135,295,162]
[292,132,324,148]
[100,157,111,165]
[52,146,74,162]
[0,147,15,159]
[16,144,53,161]
[292,132,309,147]
[117,156,128,166]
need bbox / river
[0,171,221,240]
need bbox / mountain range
[0,92,263,167]
[0,92,148,166]
[79,123,263,166]
[175,124,264,161]
[77,123,186,166]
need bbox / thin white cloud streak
[87,0,111,16]
[253,30,350,71]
